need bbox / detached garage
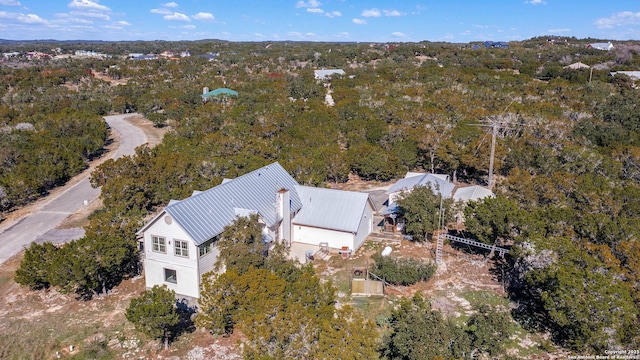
[292,186,374,252]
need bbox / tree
[396,185,455,241]
[466,304,513,356]
[380,294,471,359]
[15,242,59,290]
[215,214,266,274]
[126,285,179,350]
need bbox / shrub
[369,253,436,286]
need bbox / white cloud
[325,11,341,18]
[362,8,381,17]
[0,11,48,24]
[151,8,172,15]
[525,0,545,4]
[163,2,178,7]
[307,8,323,14]
[192,12,214,21]
[18,13,47,23]
[392,31,406,37]
[68,0,110,12]
[296,0,321,8]
[0,0,21,6]
[164,12,190,21]
[383,10,403,16]
[71,11,110,20]
[596,11,640,29]
[183,24,196,29]
[116,20,130,26]
[352,18,366,25]
[548,28,570,33]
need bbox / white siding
[198,243,220,277]
[143,213,200,298]
[353,204,374,250]
[293,225,355,250]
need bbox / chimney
[203,87,209,95]
[276,189,291,246]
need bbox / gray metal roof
[387,173,455,198]
[293,186,370,233]
[452,185,494,202]
[165,162,302,245]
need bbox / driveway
[0,114,148,264]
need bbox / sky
[1,0,640,43]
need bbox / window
[152,236,166,253]
[199,242,211,257]
[164,268,177,284]
[174,240,189,257]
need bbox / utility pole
[488,122,498,190]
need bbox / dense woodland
[5,36,640,357]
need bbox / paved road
[0,114,148,264]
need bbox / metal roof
[293,185,370,233]
[452,185,494,202]
[314,69,345,79]
[387,173,455,198]
[202,87,238,98]
[164,162,302,245]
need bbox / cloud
[352,18,366,25]
[192,12,214,21]
[383,10,404,16]
[525,0,545,4]
[183,24,196,29]
[0,0,21,6]
[151,8,172,15]
[596,11,640,29]
[68,0,110,12]
[116,20,130,26]
[164,12,190,21]
[392,31,406,37]
[71,11,110,20]
[325,11,341,18]
[362,8,381,17]
[307,8,323,14]
[163,1,178,7]
[0,11,48,24]
[296,0,321,8]
[548,28,570,33]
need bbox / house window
[164,268,177,284]
[174,240,189,258]
[152,236,166,253]
[199,242,211,257]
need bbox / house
[383,172,454,233]
[610,71,640,81]
[386,172,455,205]
[452,185,494,203]
[314,69,345,80]
[587,42,614,51]
[201,87,239,102]
[137,162,374,300]
[564,62,590,70]
[483,41,509,49]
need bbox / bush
[369,253,436,286]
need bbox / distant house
[452,185,494,203]
[564,62,590,70]
[314,69,345,80]
[483,41,509,49]
[197,52,219,61]
[130,54,157,60]
[137,162,374,300]
[610,71,640,81]
[587,42,614,51]
[201,87,238,102]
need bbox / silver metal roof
[165,162,302,245]
[387,173,455,198]
[293,185,370,233]
[452,185,494,202]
